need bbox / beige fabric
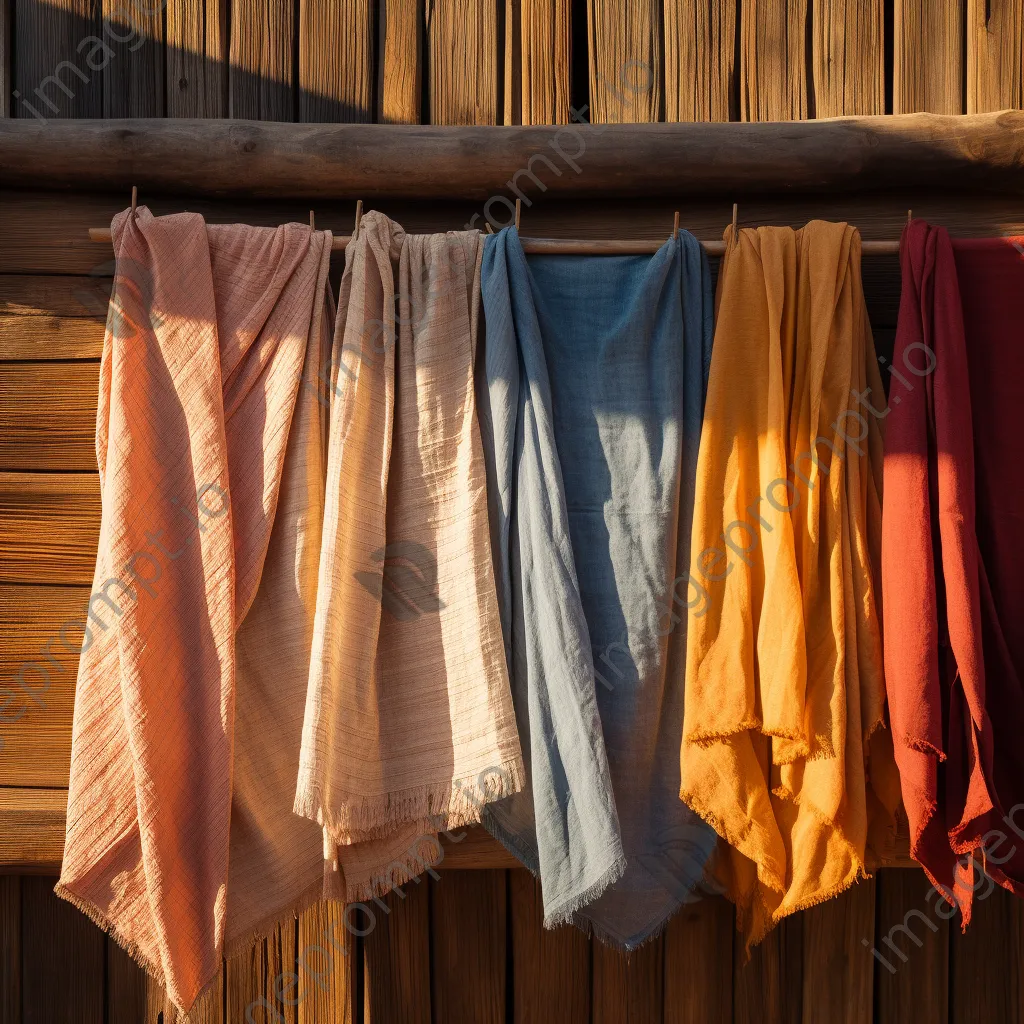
[296,212,524,896]
[57,207,335,1012]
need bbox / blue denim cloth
[478,227,720,948]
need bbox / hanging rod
[85,227,902,257]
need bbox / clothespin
[130,185,138,219]
[672,211,680,241]
[353,200,363,241]
[309,210,316,231]
[731,203,739,237]
[515,198,521,231]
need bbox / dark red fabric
[884,221,1024,921]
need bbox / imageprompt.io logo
[355,541,446,621]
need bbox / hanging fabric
[57,208,335,1011]
[478,226,720,948]
[681,221,900,949]
[883,220,1024,921]
[295,211,524,899]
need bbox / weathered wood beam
[0,114,1023,198]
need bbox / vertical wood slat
[431,870,507,1024]
[299,0,374,122]
[166,0,228,117]
[592,934,665,1024]
[968,0,1024,112]
[229,0,295,121]
[801,881,875,1024]
[428,0,501,124]
[740,0,809,120]
[1,0,11,117]
[1,875,20,1024]
[586,0,660,122]
[894,0,965,113]
[102,0,165,117]
[297,901,357,1024]
[812,0,885,116]
[226,921,299,1024]
[378,0,421,123]
[13,0,103,119]
[875,869,949,1024]
[364,883,431,1023]
[733,914,802,1024]
[509,872,589,1023]
[21,876,104,1024]
[507,0,572,125]
[664,896,733,1024]
[665,0,737,121]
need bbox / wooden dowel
[87,227,902,256]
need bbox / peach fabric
[681,222,900,948]
[57,207,335,1012]
[296,212,524,896]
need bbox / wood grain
[0,0,10,118]
[592,932,665,1023]
[665,0,737,122]
[509,0,572,125]
[102,0,165,117]
[427,0,500,124]
[740,0,809,120]
[587,0,660,122]
[297,901,357,1023]
[166,0,228,117]
[0,788,67,870]
[0,275,108,360]
[364,880,432,1023]
[377,0,421,123]
[509,872,589,1023]
[968,0,1024,113]
[21,875,104,1023]
[664,896,734,1024]
[894,0,965,114]
[875,869,949,1024]
[0,472,100,585]
[812,0,885,116]
[0,875,20,1024]
[431,870,507,1023]
[226,919,299,1024]
[299,0,374,123]
[229,0,295,121]
[733,915,802,1024]
[109,941,225,1023]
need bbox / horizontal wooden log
[1,113,1023,199]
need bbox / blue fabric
[478,227,720,948]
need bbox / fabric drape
[478,226,720,948]
[295,211,524,899]
[883,221,1024,920]
[682,221,900,949]
[57,207,335,1011]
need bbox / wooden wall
[1,0,1023,125]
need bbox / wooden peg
[353,199,363,241]
[907,209,913,226]
[731,203,738,237]
[672,211,680,241]
[309,210,316,230]
[515,198,521,231]
[130,185,138,217]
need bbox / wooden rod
[86,227,902,256]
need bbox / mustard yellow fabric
[681,221,900,948]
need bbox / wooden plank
[801,880,875,1024]
[586,0,660,122]
[951,882,1024,1022]
[812,0,885,116]
[109,941,225,1023]
[592,933,665,1024]
[664,896,733,1024]
[509,872,589,1023]
[226,920,299,1024]
[508,0,572,125]
[102,0,165,117]
[427,0,500,124]
[12,0,103,119]
[0,472,99,585]
[21,875,103,1023]
[364,881,432,1023]
[0,875,20,1024]
[875,869,949,1024]
[894,0,965,114]
[166,0,228,118]
[0,788,67,870]
[740,0,809,120]
[0,362,99,471]
[733,915,802,1024]
[0,275,108,360]
[299,0,374,122]
[297,901,357,1024]
[229,0,295,121]
[968,0,1024,112]
[377,0,422,123]
[431,870,507,1023]
[0,0,10,118]
[665,0,737,122]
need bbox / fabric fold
[682,221,899,949]
[479,226,719,948]
[295,211,524,899]
[57,207,335,1011]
